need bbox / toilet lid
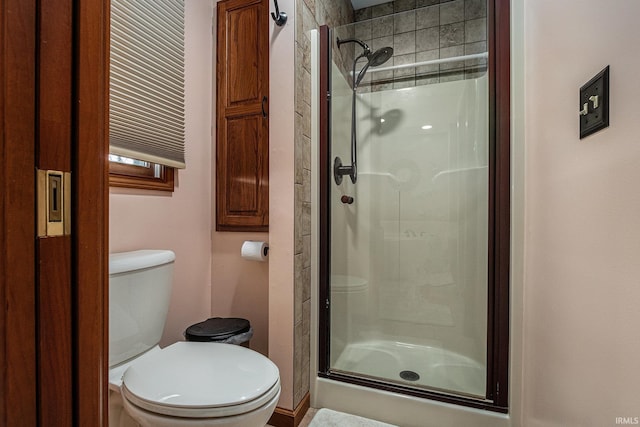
[121,341,280,418]
[185,317,251,341]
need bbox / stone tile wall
[293,0,353,409]
[353,0,487,91]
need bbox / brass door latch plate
[37,169,71,237]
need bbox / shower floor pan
[331,339,485,397]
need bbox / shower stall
[312,1,510,425]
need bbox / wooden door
[74,0,110,423]
[1,1,38,423]
[1,0,108,425]
[216,0,269,231]
[36,0,74,423]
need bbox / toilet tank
[109,250,175,367]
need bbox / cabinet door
[216,0,269,231]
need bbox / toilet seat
[120,341,280,419]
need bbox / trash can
[185,317,253,348]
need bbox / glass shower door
[326,6,489,399]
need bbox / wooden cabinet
[216,0,269,231]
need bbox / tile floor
[267,407,318,427]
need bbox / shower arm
[336,37,370,55]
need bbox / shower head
[368,46,394,67]
[354,46,394,88]
[333,40,393,185]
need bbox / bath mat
[308,408,397,427]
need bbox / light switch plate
[579,66,609,139]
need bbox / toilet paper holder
[240,241,269,261]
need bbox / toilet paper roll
[241,241,269,262]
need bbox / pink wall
[266,0,297,410]
[210,232,269,355]
[111,0,288,399]
[209,0,271,359]
[210,0,295,406]
[110,0,214,347]
[521,1,640,425]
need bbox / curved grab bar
[431,166,488,182]
[359,171,404,183]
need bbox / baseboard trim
[268,393,310,427]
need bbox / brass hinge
[37,170,71,237]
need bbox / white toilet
[108,250,280,427]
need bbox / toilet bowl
[117,342,280,427]
[108,250,280,427]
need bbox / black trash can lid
[185,317,251,342]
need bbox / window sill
[109,163,175,192]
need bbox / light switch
[579,66,609,139]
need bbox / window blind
[110,0,186,169]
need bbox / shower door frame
[317,0,511,413]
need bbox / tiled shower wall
[353,0,487,91]
[293,0,353,409]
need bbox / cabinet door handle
[261,96,268,118]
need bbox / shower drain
[399,370,420,382]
